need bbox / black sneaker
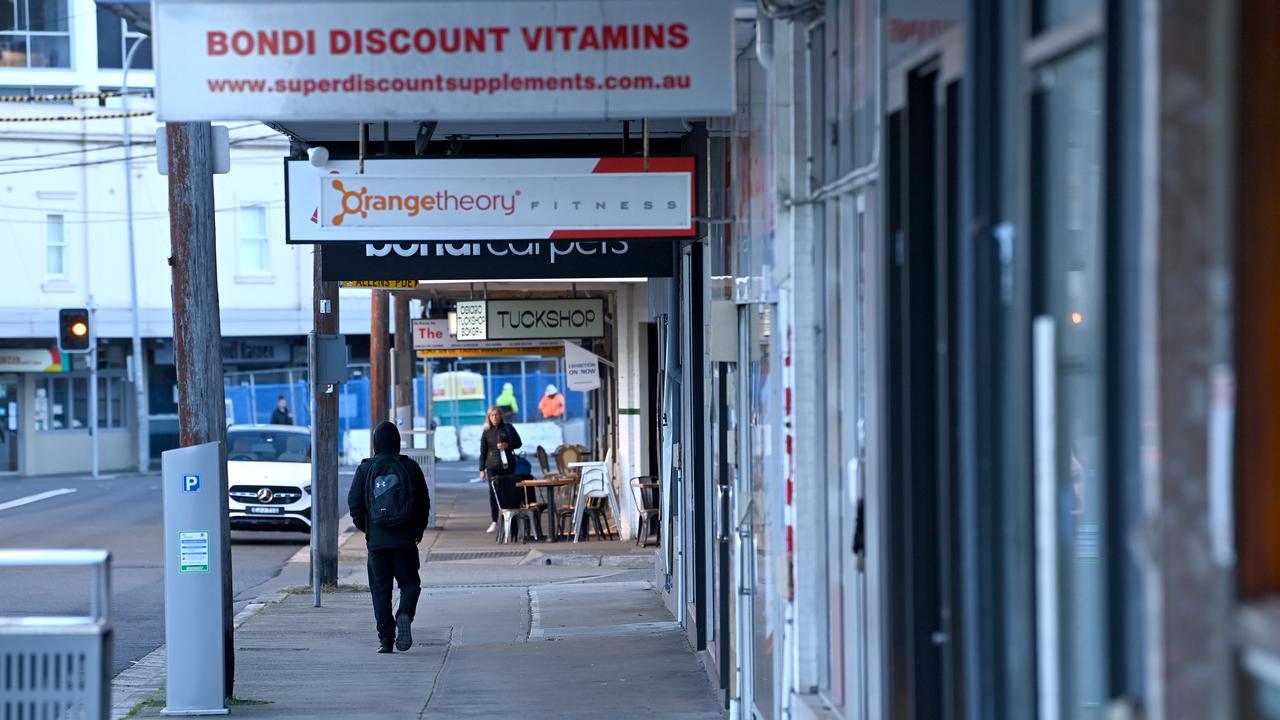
[395,613,413,652]
[378,642,394,654]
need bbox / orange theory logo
[331,179,367,226]
[328,178,519,226]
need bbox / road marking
[0,488,77,512]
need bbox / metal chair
[491,477,541,544]
[630,476,661,547]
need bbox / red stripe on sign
[587,157,694,174]
[787,525,794,554]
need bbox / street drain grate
[426,551,527,562]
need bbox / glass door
[0,378,18,473]
[1030,43,1106,719]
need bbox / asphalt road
[0,470,351,676]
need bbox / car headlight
[303,485,312,495]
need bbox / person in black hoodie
[348,421,430,653]
[478,405,523,533]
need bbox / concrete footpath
[120,481,725,719]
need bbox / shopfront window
[36,374,128,430]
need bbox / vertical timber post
[370,290,390,437]
[165,121,233,699]
[312,246,340,588]
[393,294,413,445]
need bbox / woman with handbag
[479,405,524,533]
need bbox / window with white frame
[0,0,72,68]
[238,205,270,275]
[45,213,66,277]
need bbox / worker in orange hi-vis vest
[538,385,566,420]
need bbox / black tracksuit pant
[367,546,421,644]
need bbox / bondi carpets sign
[287,157,696,242]
[320,240,675,281]
[152,0,734,121]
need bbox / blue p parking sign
[182,475,201,493]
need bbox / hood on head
[372,421,401,455]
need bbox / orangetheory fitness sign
[286,157,696,243]
[152,0,735,121]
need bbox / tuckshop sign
[287,157,695,242]
[447,299,606,341]
[152,0,735,121]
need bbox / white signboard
[487,299,605,339]
[454,301,488,341]
[287,158,695,242]
[153,0,735,121]
[564,341,601,392]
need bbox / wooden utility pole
[165,121,233,699]
[393,293,414,441]
[312,246,340,587]
[370,290,390,433]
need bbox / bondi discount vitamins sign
[286,157,696,242]
[152,0,735,121]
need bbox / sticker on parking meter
[179,531,210,573]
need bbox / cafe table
[514,477,578,541]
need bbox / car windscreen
[227,431,311,463]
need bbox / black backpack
[365,455,415,530]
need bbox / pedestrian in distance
[479,405,523,533]
[270,395,293,425]
[538,384,565,420]
[348,421,431,653]
[495,382,519,421]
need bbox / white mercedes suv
[226,425,312,533]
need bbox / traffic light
[58,308,91,353]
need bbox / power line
[0,123,263,163]
[0,200,286,225]
[0,110,154,123]
[0,90,124,104]
[0,134,284,176]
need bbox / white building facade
[0,0,370,475]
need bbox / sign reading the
[153,0,734,122]
[338,280,418,289]
[179,531,210,573]
[287,158,695,242]
[321,240,675,281]
[486,299,605,340]
[564,341,601,392]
